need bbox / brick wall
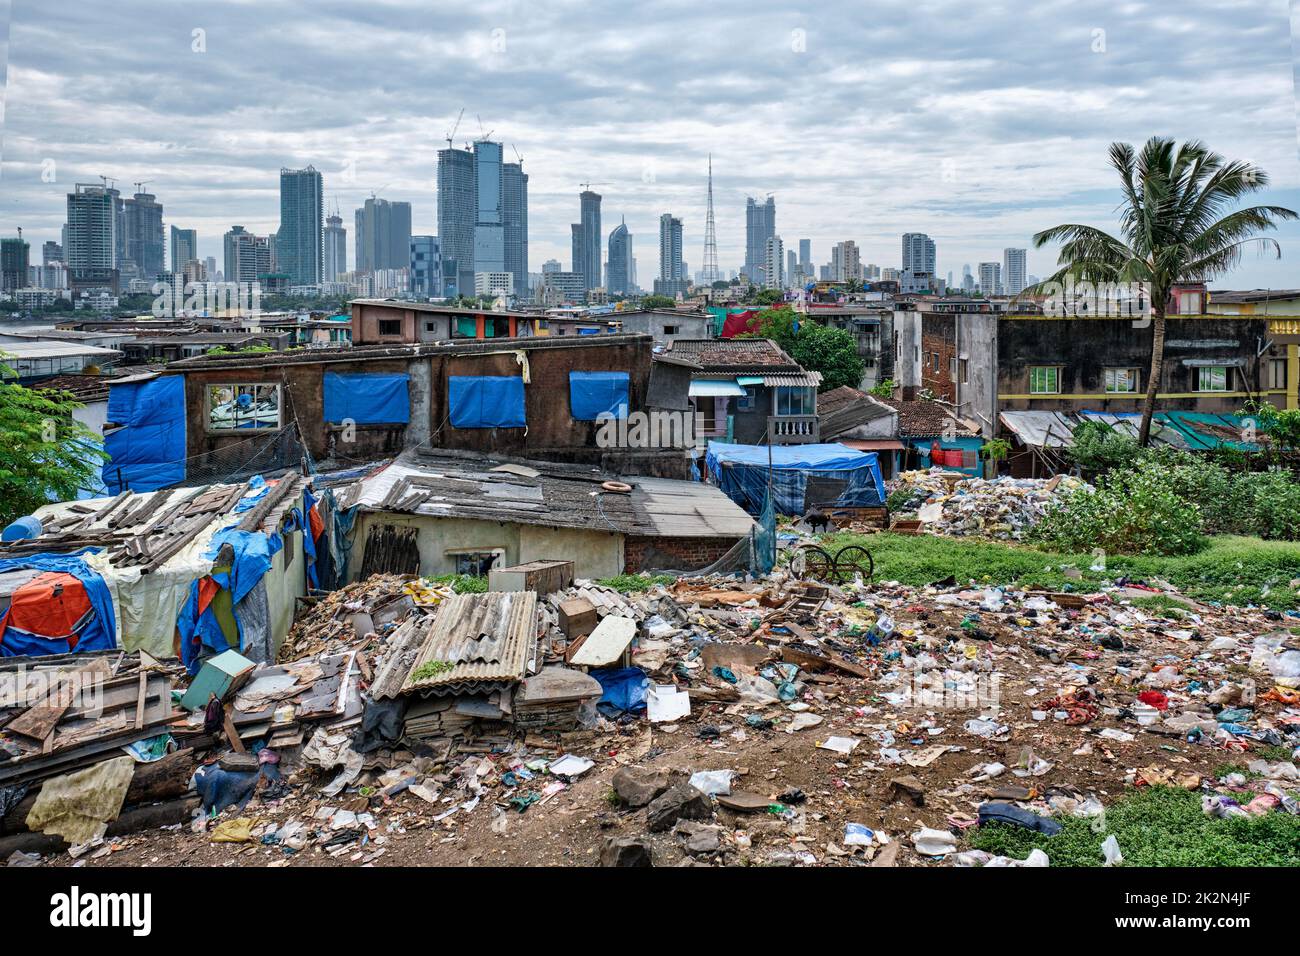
[623,534,741,573]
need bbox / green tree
[742,306,865,390]
[1034,138,1296,446]
[640,294,676,309]
[0,363,106,525]
[749,288,784,306]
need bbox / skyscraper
[744,195,775,283]
[502,160,528,298]
[607,219,632,296]
[437,146,475,295]
[901,232,936,274]
[831,240,860,281]
[1003,247,1027,295]
[786,249,798,284]
[798,238,811,274]
[124,189,165,279]
[66,183,119,273]
[701,155,720,285]
[224,226,272,284]
[473,140,505,279]
[658,214,684,282]
[170,227,197,274]
[978,261,1002,295]
[410,235,441,298]
[572,190,602,291]
[324,207,347,281]
[278,166,324,286]
[354,198,412,273]
[1,233,30,293]
[763,236,785,290]
[42,241,63,266]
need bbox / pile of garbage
[9,562,1299,869]
[889,469,1089,539]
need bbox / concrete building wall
[351,511,623,580]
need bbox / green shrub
[1031,460,1206,555]
[1066,420,1141,476]
[1235,469,1300,541]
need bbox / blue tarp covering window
[705,441,886,516]
[323,372,410,424]
[569,371,630,420]
[448,375,526,429]
[104,376,186,493]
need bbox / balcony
[768,414,820,444]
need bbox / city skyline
[3,1,1300,288]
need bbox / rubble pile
[6,564,1299,868]
[889,469,1089,539]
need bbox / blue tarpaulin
[569,371,629,420]
[176,525,284,673]
[448,375,526,429]
[705,441,886,516]
[592,667,649,716]
[323,372,410,424]
[104,376,186,493]
[0,551,118,657]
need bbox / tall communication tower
[701,154,720,284]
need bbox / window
[425,321,437,332]
[208,384,281,430]
[1268,359,1287,391]
[1104,367,1139,393]
[931,352,940,372]
[663,324,681,336]
[1197,366,1229,392]
[447,550,503,577]
[958,358,969,384]
[736,386,757,412]
[949,357,958,381]
[775,386,815,416]
[1028,366,1061,394]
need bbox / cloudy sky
[3,0,1300,288]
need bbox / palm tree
[1033,138,1296,446]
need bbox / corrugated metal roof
[402,591,538,694]
[758,372,823,387]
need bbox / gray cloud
[3,0,1299,286]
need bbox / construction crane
[476,115,494,142]
[133,181,152,195]
[511,144,524,167]
[444,108,465,150]
[98,174,117,191]
[579,181,610,192]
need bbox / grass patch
[969,786,1300,866]
[427,573,488,594]
[596,573,677,593]
[819,532,1300,609]
[1126,595,1191,616]
[410,659,454,682]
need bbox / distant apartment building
[474,271,514,297]
[655,213,688,297]
[354,197,411,274]
[978,261,1002,296]
[170,227,198,274]
[224,226,272,284]
[410,235,441,298]
[278,166,324,286]
[502,160,528,298]
[572,190,602,292]
[1003,247,1027,296]
[1,235,31,293]
[831,240,861,282]
[437,145,476,295]
[607,220,632,296]
[124,190,164,279]
[744,195,776,283]
[542,271,587,306]
[901,232,936,275]
[324,210,347,281]
[65,183,122,291]
[763,235,785,289]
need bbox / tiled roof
[877,397,978,438]
[667,337,801,371]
